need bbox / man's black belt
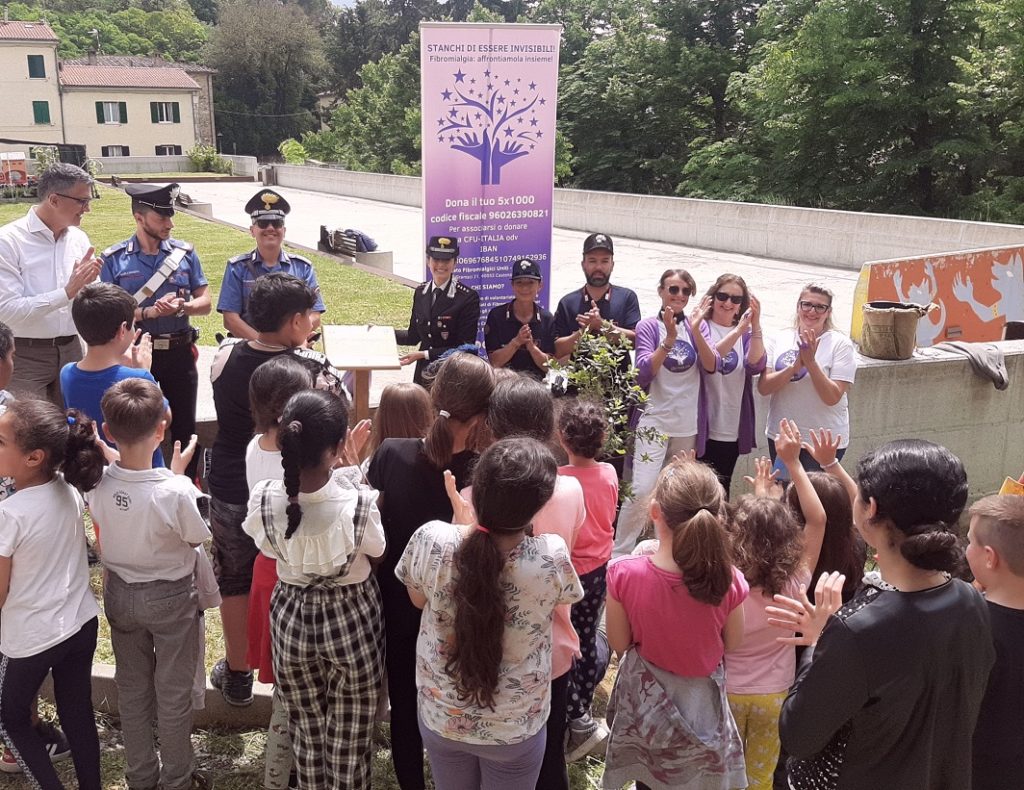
[15,335,77,347]
[151,328,198,351]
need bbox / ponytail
[5,401,105,492]
[653,458,732,605]
[671,507,733,605]
[423,353,494,469]
[275,390,349,539]
[446,438,556,709]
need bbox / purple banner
[420,22,562,322]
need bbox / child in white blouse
[242,389,385,790]
[396,437,583,790]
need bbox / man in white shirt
[0,163,103,404]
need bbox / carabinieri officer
[395,236,480,385]
[217,189,325,340]
[101,182,211,476]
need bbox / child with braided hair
[242,389,385,789]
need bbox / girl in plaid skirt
[243,389,386,789]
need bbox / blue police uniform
[101,236,207,336]
[216,250,326,326]
[101,235,207,475]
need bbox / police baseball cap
[246,189,290,221]
[126,182,179,217]
[426,236,459,260]
[511,258,542,281]
[582,233,614,255]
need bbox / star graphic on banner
[437,136,443,143]
[487,83,493,91]
[530,144,535,150]
[474,112,482,120]
[504,79,511,86]
[470,77,476,84]
[449,108,459,118]
[496,94,505,103]
[529,81,537,90]
[454,69,466,82]
[484,69,491,77]
[537,131,544,138]
[504,127,514,137]
[539,98,547,105]
[441,89,452,101]
[517,117,524,124]
[513,88,520,95]
[529,117,538,126]
[437,118,445,126]
[448,135,455,142]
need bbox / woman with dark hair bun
[769,439,994,790]
[396,438,582,788]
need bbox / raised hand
[798,329,819,367]
[743,455,782,498]
[661,305,678,342]
[131,331,152,371]
[775,419,803,466]
[690,296,712,332]
[804,428,841,468]
[170,434,199,476]
[343,419,372,467]
[766,571,846,646]
[444,469,474,526]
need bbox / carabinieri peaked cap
[246,189,291,221]
[426,235,459,260]
[126,182,180,217]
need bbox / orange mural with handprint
[851,245,1024,346]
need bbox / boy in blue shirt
[60,282,168,466]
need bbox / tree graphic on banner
[436,68,548,185]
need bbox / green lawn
[0,187,412,346]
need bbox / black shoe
[209,658,254,707]
[34,721,72,764]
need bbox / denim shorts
[209,497,258,597]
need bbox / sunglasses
[665,284,692,296]
[256,219,284,229]
[714,292,744,305]
[799,300,831,314]
[56,193,94,208]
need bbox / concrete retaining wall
[734,340,1024,501]
[268,164,1024,270]
[222,154,258,178]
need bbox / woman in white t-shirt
[758,284,857,470]
[696,274,767,495]
[614,269,719,557]
[0,400,106,790]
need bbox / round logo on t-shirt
[113,490,132,511]
[776,349,808,381]
[663,338,697,372]
[721,347,740,375]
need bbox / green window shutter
[119,102,127,123]
[96,101,105,124]
[172,102,180,123]
[151,102,159,123]
[33,101,50,124]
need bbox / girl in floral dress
[396,437,583,789]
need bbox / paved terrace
[182,182,860,436]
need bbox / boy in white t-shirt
[87,378,210,790]
[0,320,74,774]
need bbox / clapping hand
[661,305,678,343]
[576,300,603,332]
[798,329,819,367]
[342,419,372,467]
[690,296,712,332]
[131,330,152,371]
[766,571,846,646]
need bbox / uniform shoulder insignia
[227,252,252,265]
[169,239,195,252]
[101,241,128,258]
[288,253,312,266]
[456,282,472,292]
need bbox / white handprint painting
[893,262,947,347]
[951,254,1024,325]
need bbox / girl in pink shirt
[604,458,748,790]
[556,398,618,762]
[725,419,826,790]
